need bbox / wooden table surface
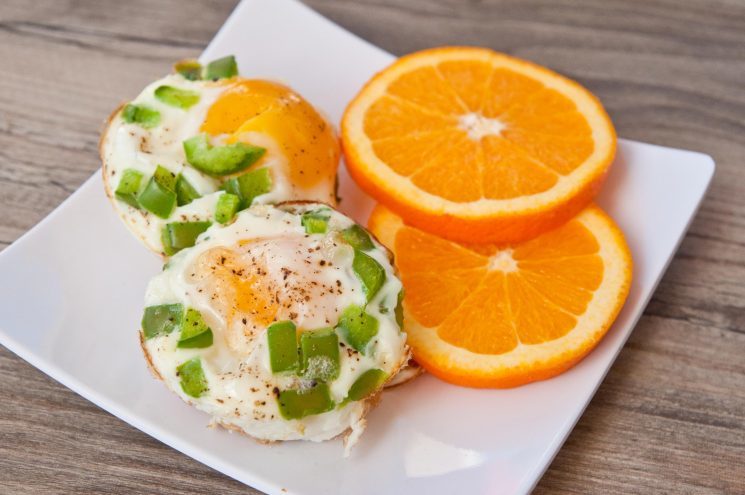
[1,0,743,493]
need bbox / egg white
[101,74,337,256]
[141,203,408,446]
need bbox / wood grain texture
[0,0,743,493]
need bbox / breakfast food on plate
[342,46,616,244]
[139,202,408,448]
[385,359,423,387]
[101,55,340,256]
[368,203,632,388]
[108,43,628,453]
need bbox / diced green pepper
[174,59,202,81]
[336,305,379,354]
[277,383,334,420]
[138,165,177,218]
[153,165,177,190]
[221,167,273,209]
[115,168,143,208]
[215,193,240,224]
[183,133,265,177]
[267,321,299,373]
[346,369,388,402]
[341,224,375,251]
[154,85,200,109]
[203,55,238,80]
[300,327,340,382]
[177,357,209,398]
[177,308,213,348]
[161,221,212,256]
[395,289,404,329]
[122,103,160,129]
[352,250,386,302]
[175,174,201,206]
[301,209,330,234]
[141,303,183,340]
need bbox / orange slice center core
[458,112,506,140]
[487,249,517,272]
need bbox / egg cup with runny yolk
[139,202,409,452]
[100,56,340,257]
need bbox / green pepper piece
[177,357,209,398]
[174,59,202,81]
[352,250,386,302]
[138,165,177,218]
[161,221,212,256]
[115,168,143,208]
[222,167,273,209]
[122,103,161,129]
[138,177,175,218]
[153,164,177,190]
[300,327,340,382]
[183,134,265,177]
[177,308,213,348]
[215,193,240,224]
[277,383,334,420]
[267,321,299,373]
[341,224,375,251]
[175,174,201,206]
[141,303,183,340]
[301,209,330,234]
[203,55,238,80]
[394,289,404,329]
[154,85,200,109]
[346,369,388,402]
[336,305,379,354]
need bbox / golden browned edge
[100,103,170,258]
[384,359,424,388]
[274,198,345,219]
[99,102,124,205]
[138,330,163,381]
[275,199,336,210]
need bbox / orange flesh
[201,79,339,189]
[362,64,594,202]
[395,217,602,355]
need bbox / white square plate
[0,1,715,494]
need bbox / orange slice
[343,47,616,244]
[368,203,632,388]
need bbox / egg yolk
[187,236,350,355]
[200,79,340,189]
